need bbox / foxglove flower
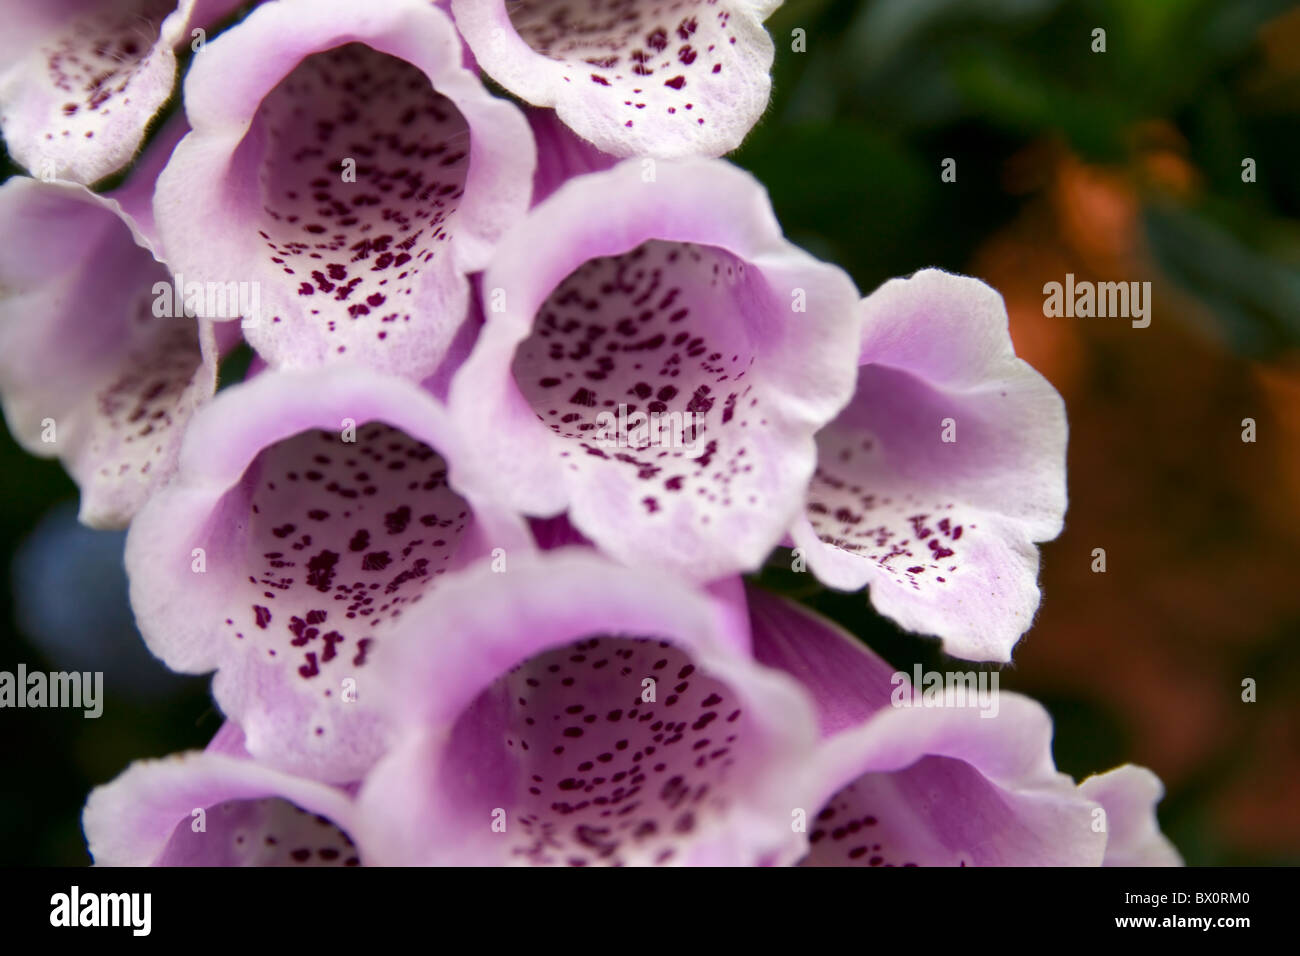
[451,0,780,158]
[789,269,1068,662]
[0,0,1183,876]
[745,587,1179,866]
[124,364,532,782]
[0,0,239,184]
[0,118,218,528]
[451,158,861,580]
[153,0,535,380]
[355,551,822,866]
[352,552,1177,867]
[84,723,364,866]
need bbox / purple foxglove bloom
[450,0,780,158]
[789,268,1069,662]
[84,723,364,866]
[0,0,239,184]
[350,551,1175,867]
[152,0,535,380]
[746,587,1179,866]
[354,551,823,866]
[450,158,862,580]
[124,363,533,782]
[0,118,219,528]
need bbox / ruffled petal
[799,712,1104,866]
[0,145,216,528]
[84,724,362,866]
[1080,765,1183,866]
[790,268,1068,662]
[451,0,778,158]
[153,0,535,379]
[355,551,821,865]
[124,364,533,782]
[747,588,1112,866]
[0,0,234,185]
[451,158,861,579]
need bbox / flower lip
[152,0,535,379]
[450,0,779,158]
[1080,765,1183,866]
[125,364,533,782]
[789,268,1069,663]
[0,0,221,185]
[450,158,862,579]
[746,588,1109,867]
[355,551,822,865]
[798,698,1106,866]
[83,727,362,866]
[0,142,217,529]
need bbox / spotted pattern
[216,423,470,721]
[85,310,207,517]
[807,427,975,592]
[801,756,1034,867]
[16,0,173,154]
[513,240,767,520]
[448,635,749,866]
[252,43,469,355]
[508,0,746,134]
[158,797,360,866]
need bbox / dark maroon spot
[362,551,391,571]
[384,505,411,535]
[305,550,340,591]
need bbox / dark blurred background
[2,0,1298,864]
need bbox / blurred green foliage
[736,0,1300,357]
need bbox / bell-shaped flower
[450,0,781,159]
[355,551,822,866]
[84,722,364,866]
[0,118,218,528]
[124,363,532,783]
[0,0,240,184]
[746,586,1179,866]
[789,268,1069,662]
[450,158,862,581]
[153,0,535,380]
